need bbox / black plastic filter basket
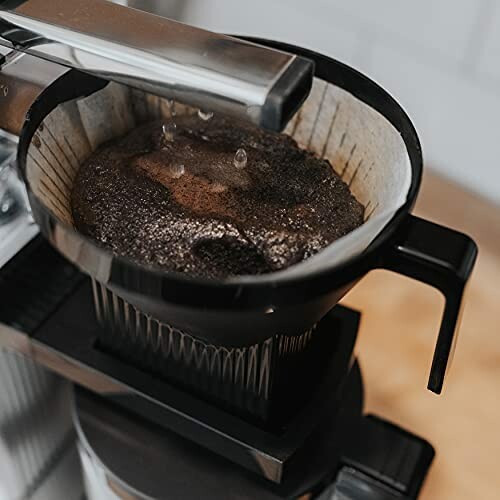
[16,40,477,424]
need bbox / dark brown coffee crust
[71,115,364,279]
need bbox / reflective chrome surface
[0,47,67,135]
[0,130,19,222]
[0,0,313,130]
[0,130,38,267]
[0,348,82,499]
[0,49,64,262]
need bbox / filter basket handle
[381,215,477,394]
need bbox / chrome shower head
[0,0,313,131]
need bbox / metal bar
[0,0,313,130]
[0,49,66,135]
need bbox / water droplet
[162,122,176,142]
[168,163,185,179]
[166,99,176,116]
[198,109,214,121]
[201,135,209,141]
[233,148,247,169]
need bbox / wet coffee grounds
[71,115,364,279]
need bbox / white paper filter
[25,78,412,281]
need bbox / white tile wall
[329,0,482,65]
[366,44,499,203]
[183,0,363,68]
[478,2,500,81]
[171,0,500,204]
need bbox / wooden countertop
[341,171,500,499]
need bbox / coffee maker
[0,1,477,498]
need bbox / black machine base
[0,237,434,498]
[75,368,434,499]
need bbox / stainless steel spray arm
[0,0,313,131]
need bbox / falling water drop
[162,122,177,142]
[166,99,176,116]
[168,164,185,179]
[233,148,247,169]
[198,109,214,121]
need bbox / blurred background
[117,1,500,499]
